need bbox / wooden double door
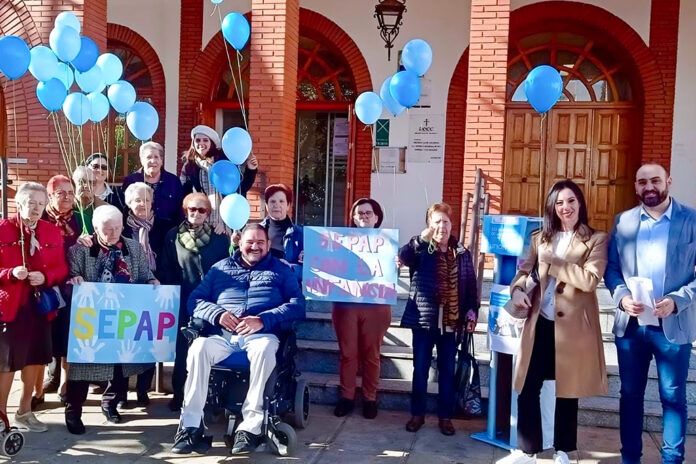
[502,107,639,231]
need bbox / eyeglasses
[355,211,374,217]
[187,206,209,214]
[89,164,108,171]
[53,190,74,197]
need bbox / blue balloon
[523,65,563,114]
[75,66,103,93]
[209,160,241,195]
[29,45,59,82]
[0,36,30,80]
[49,25,82,62]
[55,12,81,33]
[62,92,91,126]
[71,37,99,72]
[36,78,67,112]
[107,80,136,114]
[354,91,383,125]
[380,76,405,117]
[211,0,224,3]
[401,39,433,77]
[126,101,159,141]
[86,92,109,122]
[389,70,421,108]
[221,127,252,164]
[54,62,74,90]
[219,193,251,230]
[96,53,123,85]
[221,12,250,50]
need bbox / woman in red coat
[0,182,68,432]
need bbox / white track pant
[180,333,279,435]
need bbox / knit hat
[190,125,221,149]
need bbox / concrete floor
[2,380,691,463]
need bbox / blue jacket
[122,169,184,230]
[259,216,304,277]
[188,251,305,335]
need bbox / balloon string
[50,113,71,175]
[539,112,547,216]
[235,50,249,131]
[12,81,17,160]
[217,7,247,131]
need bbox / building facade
[0,0,690,240]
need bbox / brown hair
[425,202,453,225]
[264,183,293,204]
[349,198,384,228]
[181,192,212,214]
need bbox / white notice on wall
[408,114,444,163]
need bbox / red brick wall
[0,1,107,205]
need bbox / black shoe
[101,406,122,423]
[66,416,86,435]
[31,395,45,411]
[362,400,378,419]
[333,398,355,417]
[230,430,263,454]
[137,392,150,407]
[171,426,212,454]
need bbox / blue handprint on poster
[67,283,180,363]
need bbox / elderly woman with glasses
[72,166,107,235]
[64,204,157,434]
[159,193,231,411]
[84,153,125,210]
[0,182,68,432]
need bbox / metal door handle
[521,176,527,183]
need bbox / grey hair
[139,141,164,158]
[124,182,153,207]
[72,165,94,183]
[15,182,47,206]
[92,204,123,228]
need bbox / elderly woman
[0,182,68,432]
[72,166,106,235]
[64,205,157,435]
[399,202,479,436]
[180,125,258,234]
[332,198,392,419]
[159,193,231,411]
[84,153,125,210]
[123,141,183,235]
[122,182,168,406]
[258,184,303,274]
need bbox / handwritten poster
[67,283,180,363]
[303,227,399,305]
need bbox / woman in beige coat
[497,180,608,464]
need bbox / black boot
[65,403,86,435]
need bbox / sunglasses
[187,206,209,214]
[90,164,108,171]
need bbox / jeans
[410,328,456,419]
[616,319,691,464]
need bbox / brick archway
[445,2,671,233]
[107,23,167,144]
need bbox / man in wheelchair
[171,223,305,455]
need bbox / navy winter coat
[399,235,479,330]
[189,251,305,336]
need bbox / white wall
[670,0,696,207]
[107,0,181,174]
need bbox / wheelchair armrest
[180,317,217,346]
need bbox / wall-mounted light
[374,0,407,61]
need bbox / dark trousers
[517,316,578,454]
[410,328,457,419]
[65,365,128,419]
[137,367,155,396]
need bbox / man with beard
[605,163,696,464]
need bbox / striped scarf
[435,246,460,330]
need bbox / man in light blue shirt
[605,164,696,464]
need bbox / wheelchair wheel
[289,379,309,429]
[267,422,296,457]
[1,430,23,457]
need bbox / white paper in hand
[626,277,659,327]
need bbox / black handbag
[34,288,60,315]
[454,331,483,418]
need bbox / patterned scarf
[126,211,156,271]
[23,220,41,257]
[96,238,131,283]
[195,158,228,233]
[435,245,460,330]
[44,203,75,237]
[177,222,212,254]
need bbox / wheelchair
[0,411,23,457]
[182,319,310,456]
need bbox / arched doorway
[503,31,640,231]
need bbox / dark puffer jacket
[189,250,305,336]
[399,235,479,330]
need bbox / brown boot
[438,418,455,436]
[405,415,425,432]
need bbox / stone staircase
[295,274,696,433]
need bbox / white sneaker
[14,411,48,432]
[496,449,537,464]
[553,450,571,464]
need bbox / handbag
[454,331,483,418]
[34,287,60,315]
[503,267,539,319]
